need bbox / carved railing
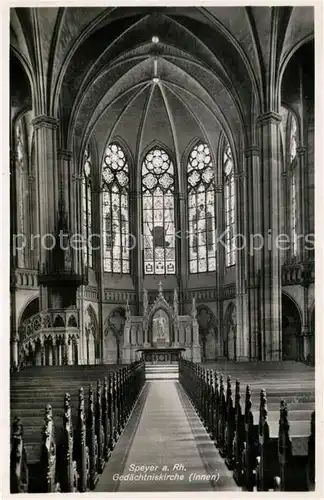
[282,260,315,286]
[179,359,315,492]
[19,307,79,349]
[11,268,38,290]
[10,360,145,493]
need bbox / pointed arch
[102,141,130,273]
[280,104,299,258]
[141,144,176,275]
[186,140,217,273]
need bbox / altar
[137,347,185,364]
[121,282,201,364]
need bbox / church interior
[10,6,315,494]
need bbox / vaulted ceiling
[10,7,314,169]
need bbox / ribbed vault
[10,6,314,174]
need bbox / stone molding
[58,148,73,160]
[296,146,308,155]
[245,146,259,157]
[256,111,282,126]
[234,171,245,180]
[32,115,59,130]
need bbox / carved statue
[153,311,166,339]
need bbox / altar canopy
[122,282,201,363]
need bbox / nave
[95,380,237,492]
[10,359,315,493]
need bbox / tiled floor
[95,381,239,492]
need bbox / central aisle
[96,380,238,492]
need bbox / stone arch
[281,292,302,361]
[67,315,77,327]
[278,35,314,102]
[139,140,178,191]
[104,307,126,364]
[53,314,65,328]
[196,305,218,361]
[147,293,174,344]
[18,296,39,331]
[308,302,315,365]
[224,302,237,360]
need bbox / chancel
[127,282,199,365]
[9,5,315,495]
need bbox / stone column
[48,344,53,366]
[301,284,309,361]
[245,147,262,360]
[215,184,224,357]
[178,193,187,315]
[192,318,201,362]
[40,340,45,366]
[256,112,282,361]
[11,332,19,370]
[32,115,59,311]
[296,146,308,260]
[62,337,68,365]
[67,339,73,365]
[35,345,41,366]
[235,170,249,361]
[57,343,62,366]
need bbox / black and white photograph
[6,4,317,495]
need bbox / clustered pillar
[257,112,282,360]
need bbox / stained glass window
[224,143,236,266]
[187,142,216,273]
[290,115,297,256]
[102,143,130,273]
[142,147,175,275]
[82,146,92,268]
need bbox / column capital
[72,173,83,182]
[245,146,259,158]
[234,171,245,180]
[58,148,73,160]
[129,190,141,198]
[296,146,307,155]
[32,115,59,130]
[10,150,18,162]
[256,111,282,126]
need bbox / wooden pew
[29,404,61,492]
[255,391,314,491]
[10,417,29,493]
[178,359,315,492]
[74,387,90,492]
[10,361,146,493]
[274,402,315,491]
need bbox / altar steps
[145,363,179,380]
